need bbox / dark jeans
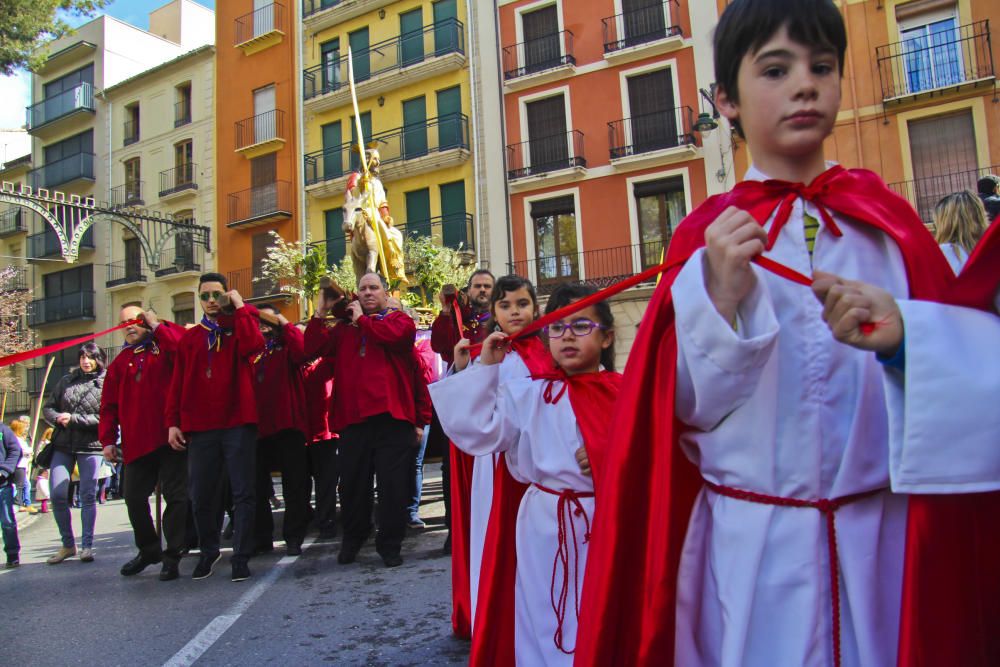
[255,429,310,549]
[188,426,256,564]
[0,483,19,559]
[308,438,339,530]
[338,414,416,557]
[124,446,189,565]
[408,427,429,519]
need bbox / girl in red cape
[430,283,621,666]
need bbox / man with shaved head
[99,305,186,581]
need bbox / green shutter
[402,96,428,158]
[350,111,372,172]
[400,8,424,67]
[432,0,458,55]
[321,121,342,180]
[324,208,346,267]
[436,85,462,149]
[405,188,431,239]
[349,28,370,81]
[439,180,467,248]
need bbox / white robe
[671,164,912,667]
[430,362,591,667]
[938,242,967,274]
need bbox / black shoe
[231,561,251,582]
[120,553,162,576]
[442,534,452,555]
[381,553,403,567]
[254,543,274,555]
[337,543,360,565]
[286,542,302,557]
[318,522,337,539]
[4,559,18,569]
[159,562,180,581]
[192,553,221,580]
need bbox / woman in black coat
[42,343,105,564]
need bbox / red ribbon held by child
[0,318,142,369]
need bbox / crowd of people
[1,1,998,665]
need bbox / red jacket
[166,305,265,433]
[430,305,490,365]
[304,309,418,432]
[252,323,308,439]
[411,346,432,428]
[99,322,184,464]
[302,357,335,443]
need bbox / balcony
[302,18,465,113]
[602,1,684,63]
[303,0,395,34]
[305,114,470,198]
[110,181,144,208]
[502,31,575,91]
[234,2,286,55]
[235,109,286,158]
[228,181,293,228]
[28,290,96,326]
[106,259,146,289]
[877,20,995,105]
[507,130,586,191]
[509,240,665,295]
[888,163,1000,226]
[155,230,203,279]
[2,266,29,291]
[175,100,191,128]
[123,118,139,146]
[159,163,198,200]
[28,365,76,395]
[0,390,30,414]
[227,266,284,301]
[0,207,28,238]
[28,152,95,190]
[608,107,698,166]
[25,83,95,138]
[28,227,94,260]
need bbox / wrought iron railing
[123,118,139,145]
[28,290,96,326]
[235,109,286,150]
[2,265,28,291]
[228,181,293,226]
[111,181,144,207]
[106,259,146,287]
[0,208,27,236]
[602,0,682,53]
[503,30,575,80]
[312,213,475,259]
[302,18,465,100]
[507,130,585,180]
[227,266,281,300]
[175,100,192,127]
[0,390,31,414]
[28,227,95,259]
[887,163,1000,225]
[159,163,198,197]
[305,114,469,185]
[509,240,667,294]
[234,2,286,45]
[302,0,340,18]
[25,83,95,129]
[156,229,203,277]
[28,152,95,190]
[876,20,994,101]
[608,107,695,159]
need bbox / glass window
[634,177,686,268]
[530,195,578,284]
[901,17,963,94]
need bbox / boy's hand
[168,427,187,451]
[575,446,592,477]
[480,332,509,366]
[812,271,904,356]
[453,338,472,371]
[703,207,768,325]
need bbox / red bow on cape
[573,166,954,667]
[471,361,622,667]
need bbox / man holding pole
[99,306,186,581]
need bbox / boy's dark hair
[467,269,495,288]
[490,275,539,326]
[978,175,1000,196]
[714,0,847,138]
[544,283,616,372]
[78,342,107,372]
[198,272,228,291]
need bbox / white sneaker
[79,548,95,562]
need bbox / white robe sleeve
[427,361,520,457]
[672,248,781,431]
[885,299,1000,493]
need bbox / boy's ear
[715,85,740,123]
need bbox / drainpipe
[494,0,513,270]
[99,87,114,325]
[295,0,309,317]
[840,0,864,168]
[464,0,484,267]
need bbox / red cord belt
[703,481,886,667]
[533,482,595,655]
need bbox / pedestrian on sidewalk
[0,421,22,568]
[9,419,31,510]
[30,427,53,515]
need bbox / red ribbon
[0,318,142,368]
[451,294,466,340]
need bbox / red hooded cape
[573,166,953,666]
[896,218,1000,667]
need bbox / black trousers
[123,446,188,565]
[255,429,310,548]
[338,414,416,556]
[308,438,339,529]
[188,426,256,563]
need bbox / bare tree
[0,266,35,392]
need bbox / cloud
[0,72,30,129]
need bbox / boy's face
[718,26,841,167]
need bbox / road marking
[162,538,316,667]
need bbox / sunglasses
[544,318,608,338]
[199,291,223,302]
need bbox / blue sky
[0,1,216,129]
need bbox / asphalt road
[3,462,469,667]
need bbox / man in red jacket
[305,272,423,567]
[166,273,265,583]
[251,304,310,556]
[99,306,185,581]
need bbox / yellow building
[99,44,217,330]
[300,0,480,272]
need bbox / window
[433,0,459,54]
[626,68,678,153]
[124,158,141,203]
[633,177,686,268]
[907,110,979,222]
[43,335,87,381]
[531,195,578,285]
[521,5,560,74]
[899,7,963,94]
[324,208,346,267]
[173,209,196,271]
[252,232,277,297]
[124,104,140,145]
[405,188,431,238]
[175,83,192,127]
[621,0,669,47]
[175,140,194,185]
[440,181,467,249]
[400,8,424,67]
[172,293,195,326]
[320,38,341,93]
[253,84,277,143]
[124,237,142,280]
[43,264,93,296]
[250,153,278,216]
[526,95,568,172]
[44,130,93,163]
[43,64,94,99]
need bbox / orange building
[214,1,301,317]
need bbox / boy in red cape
[575,2,957,666]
